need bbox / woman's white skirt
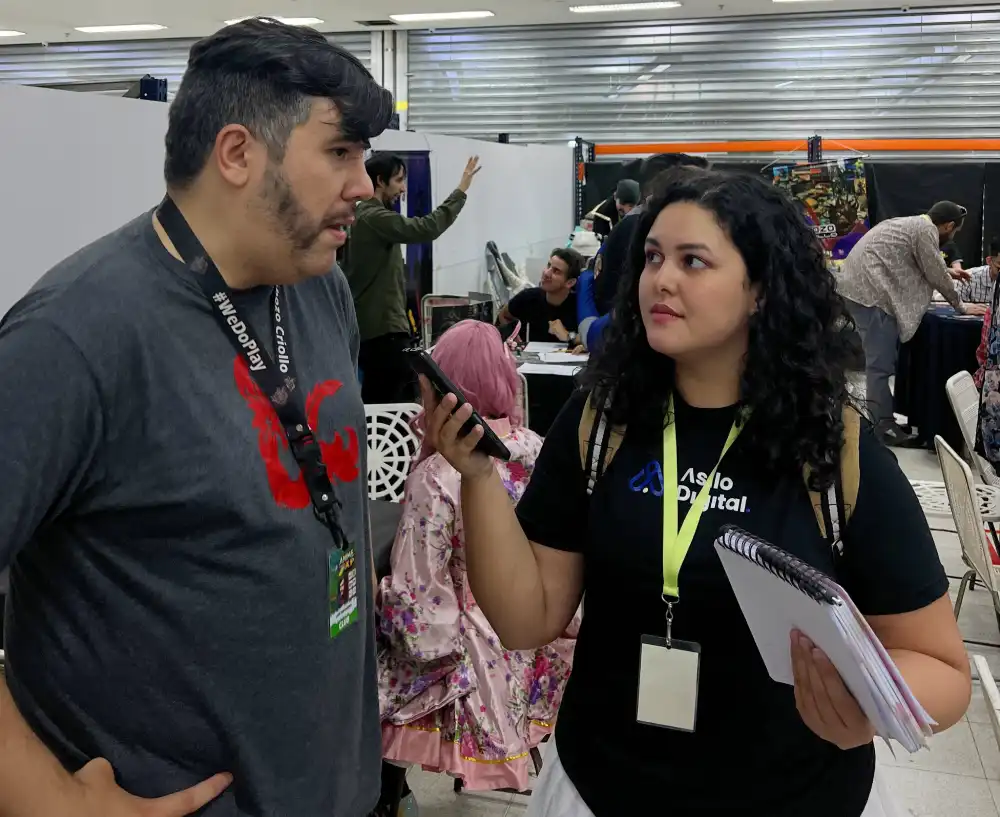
[525,742,901,817]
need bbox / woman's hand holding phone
[418,376,495,482]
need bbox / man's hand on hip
[75,758,232,817]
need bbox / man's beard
[261,164,327,255]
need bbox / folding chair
[935,436,1000,633]
[364,404,422,503]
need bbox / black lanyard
[156,196,348,553]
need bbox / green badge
[329,548,359,639]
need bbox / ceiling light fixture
[0,29,26,37]
[771,1,835,3]
[388,11,495,23]
[570,2,682,12]
[74,24,167,33]
[224,16,325,25]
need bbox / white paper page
[518,363,581,377]
[523,342,565,355]
[540,352,589,364]
[714,544,887,729]
[831,582,935,731]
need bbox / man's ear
[567,276,578,291]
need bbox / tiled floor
[402,445,1000,817]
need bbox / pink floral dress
[377,426,579,792]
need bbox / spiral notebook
[714,525,935,753]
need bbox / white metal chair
[364,403,422,503]
[947,371,1000,487]
[911,371,1000,532]
[972,654,1000,754]
[935,436,1000,631]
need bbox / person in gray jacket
[839,201,987,447]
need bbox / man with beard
[839,201,987,447]
[0,18,393,817]
[345,152,480,404]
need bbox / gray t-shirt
[0,213,380,816]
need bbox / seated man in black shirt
[499,248,584,344]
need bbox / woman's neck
[674,354,743,409]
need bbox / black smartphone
[405,348,512,461]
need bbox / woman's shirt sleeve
[838,424,949,616]
[516,393,591,553]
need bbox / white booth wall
[0,84,573,319]
[371,130,572,293]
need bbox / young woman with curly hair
[419,168,970,817]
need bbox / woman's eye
[645,251,664,265]
[684,255,708,270]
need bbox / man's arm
[914,227,963,310]
[0,675,82,815]
[498,290,529,327]
[0,320,230,817]
[363,189,467,245]
[363,155,481,247]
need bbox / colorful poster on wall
[772,158,870,260]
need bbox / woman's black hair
[581,167,856,488]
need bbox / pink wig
[415,320,523,461]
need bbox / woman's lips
[650,303,682,323]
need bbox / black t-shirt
[506,287,578,343]
[516,393,947,817]
[595,210,642,315]
[943,241,963,268]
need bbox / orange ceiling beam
[593,139,1000,155]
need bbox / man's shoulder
[355,199,388,219]
[3,212,179,350]
[510,286,544,308]
[14,213,158,308]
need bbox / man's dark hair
[927,201,967,227]
[365,152,407,188]
[990,236,1000,257]
[164,17,394,188]
[639,153,710,197]
[550,248,585,281]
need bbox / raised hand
[791,631,875,750]
[458,156,482,193]
[75,757,232,817]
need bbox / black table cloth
[523,372,577,437]
[894,305,983,450]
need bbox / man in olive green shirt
[344,153,480,403]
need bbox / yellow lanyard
[661,395,743,599]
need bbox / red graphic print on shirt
[234,357,360,509]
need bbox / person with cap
[839,201,987,448]
[585,178,641,243]
[578,156,710,354]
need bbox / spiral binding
[718,524,840,605]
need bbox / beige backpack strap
[806,405,862,554]
[578,395,625,496]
